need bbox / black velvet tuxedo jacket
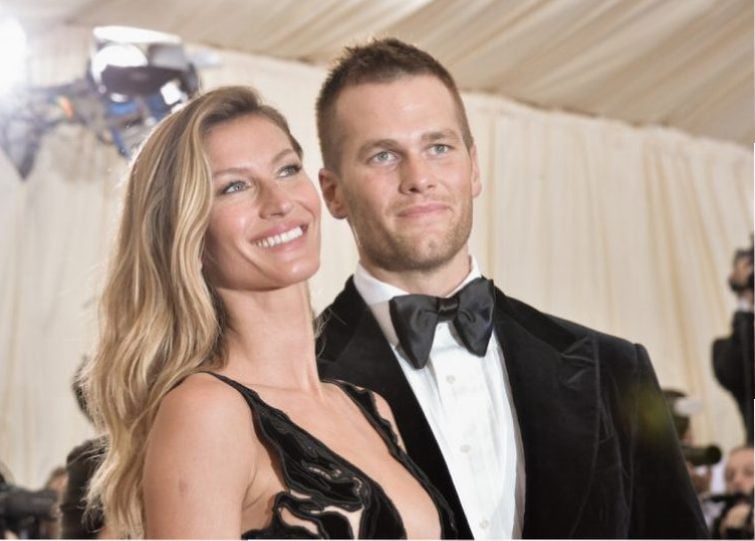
[316,278,708,539]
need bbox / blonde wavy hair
[82,86,302,537]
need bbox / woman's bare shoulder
[143,372,257,537]
[146,372,257,474]
[162,372,248,415]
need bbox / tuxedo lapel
[493,290,600,538]
[320,285,418,420]
[317,279,473,538]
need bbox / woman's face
[202,114,320,292]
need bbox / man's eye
[221,180,247,194]
[430,143,450,155]
[370,151,397,165]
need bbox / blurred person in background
[38,466,67,539]
[713,240,754,444]
[0,463,59,539]
[60,358,108,539]
[663,388,726,529]
[712,446,754,538]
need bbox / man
[712,243,754,444]
[712,446,754,538]
[315,38,706,539]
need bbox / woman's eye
[278,163,302,178]
[221,180,247,194]
[370,151,397,165]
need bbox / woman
[82,86,456,539]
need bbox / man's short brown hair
[316,37,473,171]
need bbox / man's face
[730,253,753,288]
[725,447,754,494]
[320,75,481,275]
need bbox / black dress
[206,372,457,539]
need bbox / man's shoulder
[500,290,637,355]
[316,277,641,363]
[503,293,669,446]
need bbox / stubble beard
[352,200,473,273]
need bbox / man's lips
[396,202,449,218]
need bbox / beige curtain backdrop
[1,26,752,487]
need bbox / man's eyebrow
[422,129,460,142]
[211,149,297,178]
[356,138,399,160]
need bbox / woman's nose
[259,182,294,218]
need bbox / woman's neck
[215,283,321,394]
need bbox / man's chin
[374,246,463,273]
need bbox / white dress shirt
[353,259,525,539]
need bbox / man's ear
[319,168,349,219]
[469,144,482,198]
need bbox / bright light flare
[90,43,147,83]
[159,81,184,106]
[0,17,27,94]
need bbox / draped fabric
[1,25,751,487]
[6,0,752,145]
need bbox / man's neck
[361,250,473,297]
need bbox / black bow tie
[388,277,496,369]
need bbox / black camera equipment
[0,482,58,539]
[707,491,753,505]
[682,444,723,466]
[706,491,754,538]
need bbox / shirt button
[460,444,471,453]
[480,520,490,529]
[446,375,456,384]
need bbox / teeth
[255,226,304,248]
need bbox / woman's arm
[142,374,256,539]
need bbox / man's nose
[399,155,435,193]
